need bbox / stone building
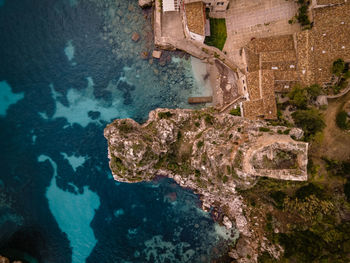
[184,0,229,12]
[162,0,229,13]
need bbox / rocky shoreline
[104,108,308,262]
[0,255,22,263]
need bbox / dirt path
[312,92,350,161]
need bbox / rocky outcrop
[0,255,22,263]
[138,0,153,8]
[0,256,9,263]
[104,108,308,262]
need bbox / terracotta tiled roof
[246,35,295,53]
[261,61,297,71]
[316,0,345,4]
[261,70,275,97]
[273,70,299,81]
[296,3,350,85]
[244,47,260,72]
[242,99,264,120]
[274,81,298,92]
[246,72,261,101]
[260,50,296,62]
[185,2,205,35]
[243,35,296,120]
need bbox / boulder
[131,32,140,42]
[289,128,304,140]
[138,0,153,8]
[223,216,233,229]
[316,95,328,106]
[152,50,162,59]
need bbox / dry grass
[311,92,350,161]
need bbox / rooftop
[302,2,350,85]
[242,35,296,120]
[185,1,205,35]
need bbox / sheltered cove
[105,0,350,261]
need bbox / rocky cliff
[104,108,308,262]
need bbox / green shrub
[119,121,134,133]
[295,183,325,200]
[204,114,214,125]
[229,107,241,116]
[195,169,201,177]
[306,84,322,100]
[258,252,277,263]
[197,140,204,148]
[292,108,325,140]
[297,4,310,26]
[283,129,291,135]
[279,230,325,261]
[222,175,228,183]
[158,111,173,119]
[259,127,271,132]
[322,157,350,177]
[336,111,349,130]
[288,85,308,109]
[177,131,182,140]
[332,58,345,77]
[344,179,350,201]
[270,190,286,209]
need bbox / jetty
[188,96,213,104]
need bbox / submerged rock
[131,32,140,42]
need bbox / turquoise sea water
[0,0,236,262]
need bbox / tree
[332,59,345,77]
[336,111,349,130]
[292,108,325,140]
[288,85,308,109]
[306,84,322,101]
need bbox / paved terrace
[210,0,301,67]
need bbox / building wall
[184,0,229,12]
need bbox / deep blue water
[0,0,234,262]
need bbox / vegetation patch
[204,18,227,51]
[259,127,270,132]
[296,0,311,29]
[229,107,241,116]
[336,110,349,130]
[330,58,350,95]
[119,120,134,134]
[158,111,173,119]
[292,108,325,141]
[253,150,298,170]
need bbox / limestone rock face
[104,108,308,262]
[138,0,153,8]
[104,108,308,184]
